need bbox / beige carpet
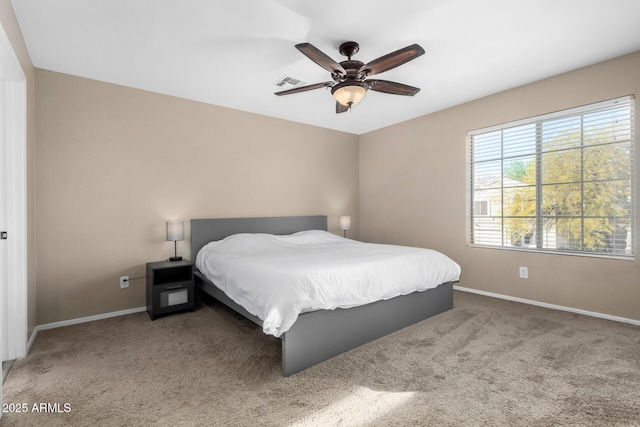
[2,291,639,426]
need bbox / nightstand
[146,260,195,320]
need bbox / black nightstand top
[147,259,193,270]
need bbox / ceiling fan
[275,41,425,113]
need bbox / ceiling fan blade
[275,81,333,96]
[296,43,346,76]
[360,44,425,77]
[367,79,421,96]
[336,101,349,114]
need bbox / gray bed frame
[191,215,453,376]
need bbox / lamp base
[169,256,183,262]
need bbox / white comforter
[196,230,461,337]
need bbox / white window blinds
[469,96,635,258]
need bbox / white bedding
[195,230,461,337]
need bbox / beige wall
[360,51,640,321]
[30,49,640,325]
[0,0,37,337]
[35,70,359,324]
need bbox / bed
[191,215,459,376]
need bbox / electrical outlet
[519,267,528,279]
[120,276,129,289]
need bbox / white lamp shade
[339,216,352,231]
[333,85,367,107]
[166,221,184,241]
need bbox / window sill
[467,244,635,261]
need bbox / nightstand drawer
[152,280,194,316]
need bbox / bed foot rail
[281,282,453,376]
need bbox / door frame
[0,19,28,364]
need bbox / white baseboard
[453,285,640,327]
[27,306,146,354]
[26,328,37,355]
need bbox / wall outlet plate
[120,276,129,288]
[519,267,528,279]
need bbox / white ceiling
[11,0,640,135]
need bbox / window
[469,96,635,258]
[473,200,489,216]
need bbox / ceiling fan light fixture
[332,82,367,107]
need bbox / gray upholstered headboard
[190,215,328,261]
